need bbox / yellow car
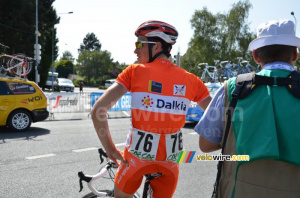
[0,77,49,131]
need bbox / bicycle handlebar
[0,43,9,49]
[78,148,162,198]
[78,148,118,195]
[78,163,113,196]
[98,148,108,164]
[197,63,208,69]
[219,61,229,68]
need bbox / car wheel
[7,110,32,132]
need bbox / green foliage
[76,50,114,84]
[181,0,256,74]
[60,50,74,61]
[55,60,74,78]
[78,33,101,54]
[73,78,84,87]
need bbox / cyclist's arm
[197,96,212,110]
[91,83,128,166]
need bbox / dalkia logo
[141,95,154,108]
[157,99,186,111]
[140,95,187,111]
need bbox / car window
[6,82,36,95]
[47,76,57,81]
[59,79,72,84]
[0,81,13,95]
[105,80,115,84]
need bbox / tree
[78,32,101,54]
[76,50,113,84]
[55,60,74,78]
[60,50,74,61]
[181,7,219,72]
[181,0,255,74]
[0,0,59,87]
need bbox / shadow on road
[0,126,50,144]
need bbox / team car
[0,77,49,131]
[185,82,222,122]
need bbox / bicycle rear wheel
[82,190,114,198]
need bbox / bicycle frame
[198,63,218,83]
[219,61,235,80]
[78,148,162,198]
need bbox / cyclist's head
[134,20,178,63]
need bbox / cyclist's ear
[292,47,298,62]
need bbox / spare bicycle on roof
[0,42,33,78]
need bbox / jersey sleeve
[191,74,210,102]
[116,64,134,91]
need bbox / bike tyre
[82,190,114,198]
[9,54,33,77]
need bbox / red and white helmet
[135,20,178,45]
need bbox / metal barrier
[44,92,132,120]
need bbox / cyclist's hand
[108,149,129,167]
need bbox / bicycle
[198,63,218,83]
[217,60,235,81]
[0,43,33,78]
[241,60,259,73]
[234,57,248,74]
[78,148,163,198]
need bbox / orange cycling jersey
[116,59,209,161]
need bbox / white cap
[248,19,300,51]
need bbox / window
[0,81,12,95]
[6,82,36,95]
[47,76,57,81]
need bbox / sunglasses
[135,41,156,49]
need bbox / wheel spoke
[12,113,29,130]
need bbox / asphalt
[46,111,131,121]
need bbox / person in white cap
[195,19,300,198]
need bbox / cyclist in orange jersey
[91,20,212,198]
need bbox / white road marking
[189,132,198,135]
[26,144,127,160]
[72,147,98,153]
[122,111,130,116]
[26,153,56,160]
[115,143,126,147]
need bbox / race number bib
[165,131,183,162]
[129,129,160,160]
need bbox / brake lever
[98,148,108,164]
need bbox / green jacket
[219,69,300,198]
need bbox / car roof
[205,82,222,88]
[0,76,34,84]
